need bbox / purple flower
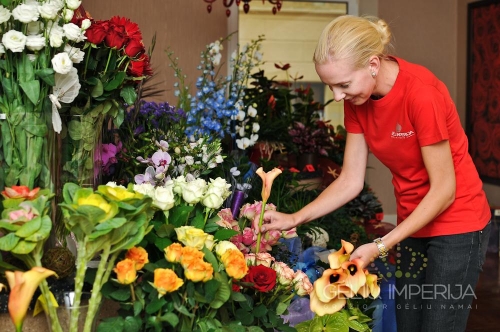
[151,150,171,168]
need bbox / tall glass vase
[45,292,100,332]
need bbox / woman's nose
[332,89,345,102]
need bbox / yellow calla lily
[313,268,354,302]
[5,267,57,332]
[357,271,381,299]
[309,285,346,316]
[328,239,354,269]
[341,259,367,294]
[256,167,282,202]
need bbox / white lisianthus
[133,183,155,197]
[152,185,175,211]
[26,21,43,35]
[51,52,73,74]
[2,30,27,52]
[48,22,64,47]
[65,0,82,10]
[62,8,73,22]
[64,44,84,63]
[252,122,260,133]
[81,18,91,30]
[39,2,60,20]
[184,155,194,165]
[0,6,11,24]
[25,34,45,51]
[12,4,39,23]
[182,178,206,204]
[63,23,85,42]
[247,105,257,117]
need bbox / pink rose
[255,252,274,267]
[241,227,255,246]
[293,270,313,296]
[264,230,281,246]
[273,261,295,286]
[282,228,298,239]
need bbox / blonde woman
[254,15,491,332]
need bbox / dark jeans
[395,221,491,332]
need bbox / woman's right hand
[252,210,298,233]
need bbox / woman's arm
[351,139,456,266]
[254,132,369,232]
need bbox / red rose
[124,38,145,58]
[241,264,276,292]
[128,54,152,77]
[85,20,108,44]
[105,21,127,49]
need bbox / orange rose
[184,260,214,282]
[180,246,204,269]
[164,243,183,263]
[125,247,149,270]
[153,268,184,297]
[113,259,137,285]
[220,248,244,265]
[223,255,248,280]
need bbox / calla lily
[5,267,57,332]
[328,239,354,269]
[357,271,381,299]
[341,259,367,293]
[309,285,346,316]
[313,268,354,302]
[256,167,282,202]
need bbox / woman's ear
[368,56,381,76]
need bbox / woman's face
[315,58,375,106]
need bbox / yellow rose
[175,226,208,250]
[184,260,214,282]
[152,268,184,297]
[220,248,244,265]
[204,234,215,251]
[113,259,137,285]
[164,243,183,263]
[223,254,248,280]
[215,241,239,258]
[125,247,149,270]
[180,246,205,269]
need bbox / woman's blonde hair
[313,15,394,68]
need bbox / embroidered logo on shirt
[391,122,415,139]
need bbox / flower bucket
[46,292,100,332]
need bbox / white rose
[182,178,206,204]
[0,6,11,24]
[172,176,187,194]
[247,105,257,117]
[201,193,224,209]
[2,30,27,52]
[64,44,84,63]
[81,18,91,30]
[153,186,175,211]
[48,23,64,47]
[205,177,231,199]
[133,183,155,197]
[26,34,45,51]
[39,2,60,20]
[51,52,73,74]
[12,4,39,23]
[63,23,85,42]
[65,0,82,10]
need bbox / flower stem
[255,200,267,254]
[69,238,89,332]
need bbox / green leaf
[91,79,104,98]
[0,221,21,232]
[169,205,195,227]
[133,300,143,317]
[104,72,126,91]
[11,239,37,254]
[110,287,132,301]
[89,217,127,240]
[213,228,238,241]
[120,85,137,105]
[0,233,20,251]
[253,304,267,318]
[123,316,142,332]
[97,317,125,332]
[160,312,179,327]
[230,291,247,302]
[24,215,52,241]
[210,272,230,309]
[15,215,42,238]
[202,246,219,271]
[35,68,55,86]
[145,296,167,315]
[275,301,288,315]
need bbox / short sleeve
[344,101,363,134]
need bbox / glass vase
[46,292,99,332]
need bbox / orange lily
[357,271,381,299]
[328,239,354,269]
[255,167,282,203]
[309,285,346,316]
[1,186,40,200]
[313,268,354,302]
[5,267,57,332]
[341,259,367,293]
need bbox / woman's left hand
[350,242,380,268]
